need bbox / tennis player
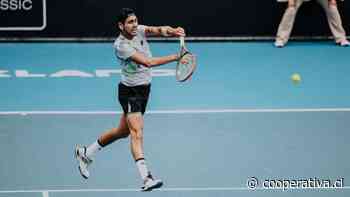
[75,8,185,191]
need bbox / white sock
[86,141,102,159]
[136,158,150,180]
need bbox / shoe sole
[74,145,89,179]
[78,166,88,179]
[274,44,284,48]
[142,181,163,192]
[336,43,349,47]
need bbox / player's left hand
[180,56,190,65]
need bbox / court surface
[0,41,350,197]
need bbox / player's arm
[130,51,180,68]
[328,0,336,5]
[145,26,185,37]
[288,0,296,7]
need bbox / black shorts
[118,83,151,115]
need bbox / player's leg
[86,114,130,159]
[126,112,162,191]
[75,114,130,179]
[318,0,349,46]
[127,112,145,161]
[97,114,130,148]
[275,0,303,47]
[75,82,132,179]
[125,84,162,191]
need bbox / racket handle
[180,36,185,48]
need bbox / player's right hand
[172,27,186,37]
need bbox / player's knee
[130,129,143,141]
[118,130,130,139]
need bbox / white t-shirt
[113,25,152,86]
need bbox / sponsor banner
[0,0,46,30]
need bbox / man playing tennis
[74,8,185,191]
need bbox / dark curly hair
[117,8,136,24]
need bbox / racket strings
[176,37,196,82]
[177,53,195,81]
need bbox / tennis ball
[291,73,301,84]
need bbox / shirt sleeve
[138,25,147,38]
[115,41,136,60]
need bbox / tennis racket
[176,36,196,82]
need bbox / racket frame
[176,37,196,82]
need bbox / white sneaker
[339,39,350,47]
[75,145,93,179]
[141,176,163,191]
[274,40,285,48]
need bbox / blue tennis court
[0,41,350,197]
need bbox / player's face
[120,15,138,38]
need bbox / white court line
[42,191,49,197]
[0,186,350,193]
[1,108,350,115]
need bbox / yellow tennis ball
[291,73,301,83]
